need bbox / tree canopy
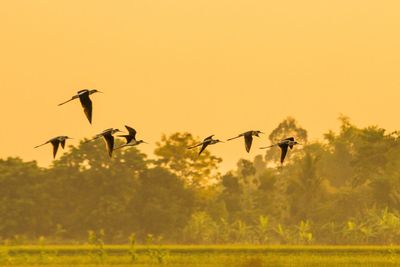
[1,117,400,245]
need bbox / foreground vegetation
[1,116,400,245]
[1,245,400,266]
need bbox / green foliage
[154,132,222,187]
[268,117,308,144]
[2,245,400,267]
[274,224,292,244]
[145,234,169,264]
[183,212,217,244]
[0,117,400,245]
[238,257,265,267]
[88,229,106,263]
[128,233,138,263]
[130,167,195,241]
[295,221,313,244]
[255,216,269,244]
[265,117,308,164]
[0,247,11,265]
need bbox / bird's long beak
[260,132,265,134]
[143,141,148,144]
[97,90,104,93]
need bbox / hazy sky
[1,1,400,171]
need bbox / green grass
[0,245,399,266]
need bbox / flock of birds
[35,89,301,164]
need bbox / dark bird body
[114,125,147,150]
[188,135,223,155]
[87,128,121,158]
[260,137,300,164]
[35,136,72,158]
[227,130,263,152]
[58,89,102,124]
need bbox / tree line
[1,116,400,245]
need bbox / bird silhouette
[34,136,72,158]
[87,128,122,158]
[260,137,301,164]
[227,130,263,152]
[58,89,102,124]
[114,125,147,150]
[188,135,223,155]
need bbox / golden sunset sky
[1,1,400,171]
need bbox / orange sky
[1,1,400,171]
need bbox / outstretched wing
[101,128,114,135]
[204,135,214,141]
[283,137,295,141]
[283,137,295,149]
[244,134,253,153]
[199,142,209,155]
[189,135,213,151]
[125,125,137,137]
[79,93,93,124]
[50,140,60,158]
[279,144,289,164]
[60,139,66,149]
[102,133,114,158]
[119,135,133,144]
[120,125,137,144]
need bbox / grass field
[1,245,400,266]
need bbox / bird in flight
[87,128,122,158]
[34,136,72,158]
[188,135,223,155]
[260,137,301,164]
[58,89,103,124]
[114,125,147,150]
[227,130,264,152]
